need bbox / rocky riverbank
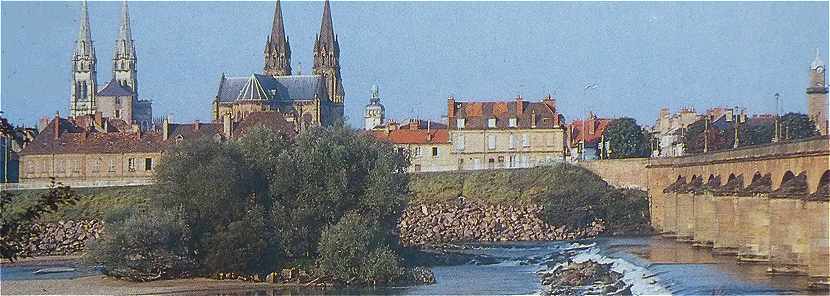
[8,220,103,257]
[539,260,630,295]
[398,200,605,247]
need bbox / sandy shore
[2,276,290,295]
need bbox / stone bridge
[646,136,829,289]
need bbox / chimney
[223,113,233,139]
[52,112,60,140]
[39,116,49,132]
[94,111,103,127]
[162,115,170,141]
[516,96,524,115]
[531,110,537,128]
[193,120,200,131]
[447,96,456,118]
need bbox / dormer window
[488,118,497,128]
[457,118,466,129]
[509,118,517,128]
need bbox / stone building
[371,119,452,173]
[69,1,152,130]
[19,112,294,187]
[364,85,385,130]
[212,0,344,127]
[568,112,612,161]
[447,96,567,170]
[807,49,828,135]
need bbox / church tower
[364,85,385,130]
[807,49,828,135]
[70,0,98,117]
[112,0,138,97]
[313,0,344,114]
[264,0,291,76]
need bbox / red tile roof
[449,97,563,129]
[570,117,612,146]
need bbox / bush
[201,211,281,275]
[317,213,385,282]
[534,163,611,228]
[361,246,405,285]
[83,209,196,281]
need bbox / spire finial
[114,0,135,59]
[317,0,335,49]
[264,0,291,76]
[75,0,94,56]
[812,48,825,69]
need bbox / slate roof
[97,78,133,97]
[217,74,325,103]
[371,129,449,145]
[450,98,563,129]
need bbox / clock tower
[807,49,828,135]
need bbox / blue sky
[1,1,828,128]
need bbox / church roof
[97,79,133,97]
[217,74,325,103]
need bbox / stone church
[70,1,153,131]
[212,0,345,127]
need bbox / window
[72,159,81,174]
[487,118,497,128]
[473,158,481,170]
[145,158,153,171]
[432,147,439,157]
[91,159,101,174]
[509,118,518,128]
[55,159,65,175]
[522,134,530,147]
[414,147,422,158]
[414,164,422,172]
[488,158,495,169]
[509,155,516,168]
[488,134,496,150]
[128,158,136,172]
[108,159,117,173]
[509,134,516,149]
[115,97,121,105]
[457,159,464,170]
[497,156,505,167]
[521,155,530,168]
[115,110,121,118]
[456,118,466,129]
[454,134,465,151]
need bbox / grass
[7,186,151,223]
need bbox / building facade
[19,112,295,187]
[212,0,344,127]
[807,50,828,135]
[372,119,453,173]
[69,1,152,130]
[447,96,567,170]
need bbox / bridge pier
[661,192,678,236]
[736,196,770,263]
[808,200,830,289]
[768,198,811,274]
[713,196,739,255]
[675,193,695,241]
[692,193,717,248]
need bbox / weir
[645,136,830,289]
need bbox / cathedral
[212,0,345,127]
[70,1,153,130]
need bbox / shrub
[361,246,405,286]
[535,163,611,228]
[317,213,385,282]
[201,211,282,275]
[83,209,196,281]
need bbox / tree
[781,112,819,140]
[0,181,79,262]
[603,118,650,158]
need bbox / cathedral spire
[112,0,138,96]
[316,0,336,51]
[313,0,343,104]
[114,0,135,59]
[264,0,291,76]
[74,0,94,58]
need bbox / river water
[2,236,820,295]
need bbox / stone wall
[12,220,103,257]
[575,158,649,189]
[398,201,604,247]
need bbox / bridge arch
[779,171,796,191]
[817,170,830,195]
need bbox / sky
[1,1,828,129]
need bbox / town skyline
[1,1,828,128]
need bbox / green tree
[603,118,650,158]
[781,112,819,140]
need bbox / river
[2,236,821,295]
